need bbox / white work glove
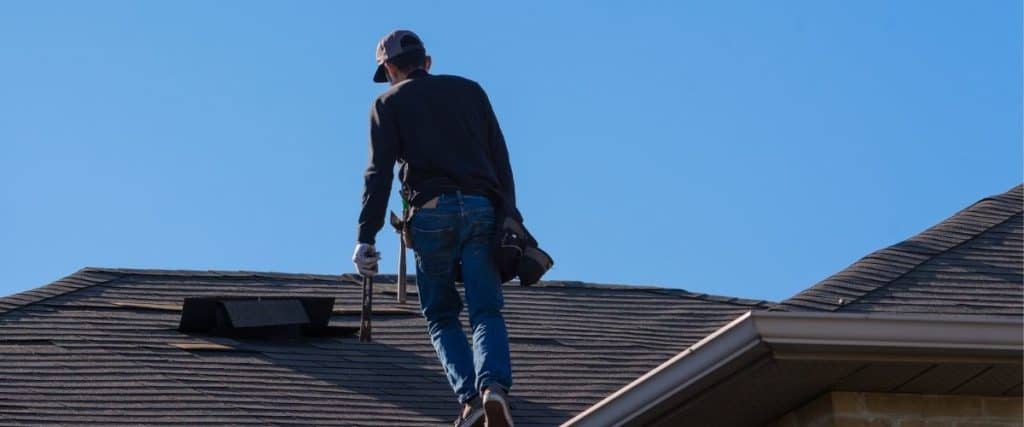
[352,243,380,277]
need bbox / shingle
[777,185,1023,317]
[0,267,764,426]
[5,186,1019,425]
[0,269,123,316]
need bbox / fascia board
[562,311,762,427]
[562,311,1023,427]
[752,311,1024,353]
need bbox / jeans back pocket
[410,212,458,277]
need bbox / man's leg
[460,198,513,394]
[411,208,478,404]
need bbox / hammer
[390,211,408,304]
[359,273,374,342]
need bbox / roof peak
[0,267,774,316]
[779,184,1023,313]
[82,266,772,304]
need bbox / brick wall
[772,391,1022,427]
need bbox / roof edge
[754,311,1024,351]
[562,311,762,427]
[77,267,775,308]
[80,266,355,282]
[562,311,1024,427]
[0,268,123,316]
[777,184,1024,312]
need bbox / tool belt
[395,192,554,286]
[495,216,554,286]
[393,196,439,249]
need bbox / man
[352,30,518,427]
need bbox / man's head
[373,30,432,85]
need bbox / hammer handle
[359,275,373,342]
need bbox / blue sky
[1,1,1020,302]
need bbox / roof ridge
[80,266,354,282]
[80,268,674,290]
[0,268,124,316]
[640,288,774,308]
[535,280,676,291]
[778,184,1023,312]
[537,281,774,307]
[833,210,1023,311]
[73,268,774,307]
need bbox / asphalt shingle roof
[778,184,1023,316]
[2,185,1019,425]
[0,269,769,426]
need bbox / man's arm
[481,88,522,222]
[357,98,399,245]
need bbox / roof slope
[0,268,770,426]
[779,184,1023,316]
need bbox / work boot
[483,386,514,427]
[454,396,484,427]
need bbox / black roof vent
[178,296,356,339]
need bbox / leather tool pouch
[397,197,439,250]
[389,211,413,248]
[518,246,554,286]
[495,216,555,286]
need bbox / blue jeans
[410,191,512,404]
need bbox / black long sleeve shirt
[357,70,519,244]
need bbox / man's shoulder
[373,81,407,104]
[402,73,483,94]
[373,73,485,108]
[429,74,490,103]
[431,73,480,86]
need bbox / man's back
[359,69,517,245]
[380,73,497,198]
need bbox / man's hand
[352,243,380,277]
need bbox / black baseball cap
[373,29,426,83]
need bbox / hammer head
[389,211,404,232]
